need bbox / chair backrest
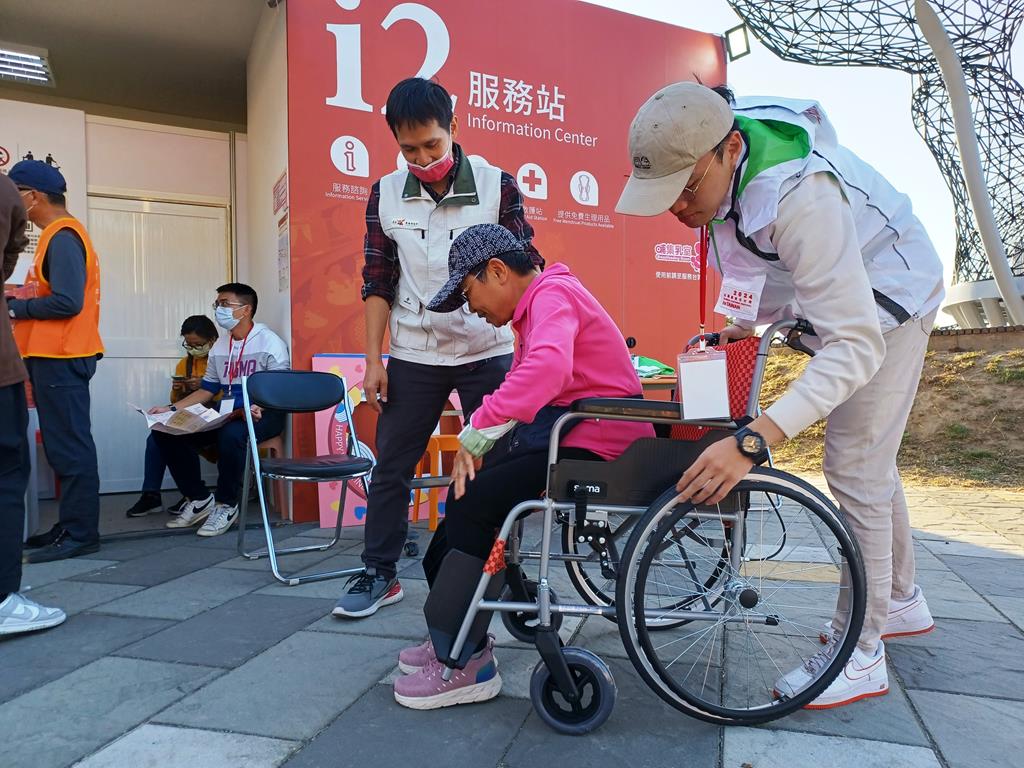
[245,370,346,413]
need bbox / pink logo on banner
[655,242,701,273]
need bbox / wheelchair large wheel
[616,467,866,725]
[561,512,729,628]
[530,647,616,735]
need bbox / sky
[585,0,1024,323]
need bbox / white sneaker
[165,495,214,528]
[775,639,888,709]
[197,503,239,537]
[819,584,935,643]
[0,592,67,635]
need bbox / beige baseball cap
[615,82,735,217]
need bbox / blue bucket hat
[8,160,67,196]
[427,223,526,313]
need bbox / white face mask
[19,190,36,216]
[185,342,213,358]
[215,305,240,331]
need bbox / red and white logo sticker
[714,273,765,322]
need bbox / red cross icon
[521,168,543,192]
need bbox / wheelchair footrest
[424,549,506,670]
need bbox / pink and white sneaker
[775,639,889,709]
[394,646,502,710]
[398,638,435,675]
[398,633,496,675]
[819,584,935,643]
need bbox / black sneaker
[24,524,63,549]
[332,571,404,618]
[125,492,163,518]
[23,529,100,564]
[167,496,188,515]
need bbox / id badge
[218,398,235,416]
[715,272,766,323]
[677,350,729,421]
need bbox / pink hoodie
[471,263,654,460]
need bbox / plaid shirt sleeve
[361,181,400,303]
[498,172,544,268]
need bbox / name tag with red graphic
[715,273,766,323]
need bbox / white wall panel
[89,197,229,491]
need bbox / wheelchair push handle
[685,319,816,357]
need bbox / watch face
[741,434,762,454]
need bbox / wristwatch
[168,405,177,412]
[733,426,769,464]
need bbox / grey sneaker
[332,572,404,618]
[197,503,239,537]
[0,593,67,636]
[166,495,214,529]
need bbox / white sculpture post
[914,0,1024,325]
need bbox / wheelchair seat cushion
[259,455,373,480]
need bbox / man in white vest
[616,82,945,709]
[334,78,542,619]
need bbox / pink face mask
[407,148,455,183]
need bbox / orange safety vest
[13,217,104,359]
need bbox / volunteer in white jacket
[148,282,289,537]
[616,82,945,709]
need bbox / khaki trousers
[825,311,936,652]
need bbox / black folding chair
[237,370,372,585]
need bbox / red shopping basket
[671,334,760,441]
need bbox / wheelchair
[423,319,868,734]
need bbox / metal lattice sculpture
[727,0,1024,284]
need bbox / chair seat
[260,454,372,480]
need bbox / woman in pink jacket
[393,223,653,711]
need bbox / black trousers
[26,356,100,543]
[361,354,512,579]
[422,447,602,588]
[153,410,285,507]
[0,382,30,594]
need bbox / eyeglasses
[181,341,211,351]
[460,264,489,302]
[679,157,716,203]
[212,300,245,310]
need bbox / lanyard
[225,329,251,391]
[698,225,709,349]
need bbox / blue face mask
[215,306,240,331]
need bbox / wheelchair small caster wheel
[500,582,561,643]
[403,540,419,557]
[530,647,616,735]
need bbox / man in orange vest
[6,160,103,563]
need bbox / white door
[87,196,231,492]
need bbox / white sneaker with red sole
[775,639,889,709]
[819,584,934,644]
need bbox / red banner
[287,0,726,517]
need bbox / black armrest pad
[572,398,679,420]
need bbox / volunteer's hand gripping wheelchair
[424,320,868,734]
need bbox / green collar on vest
[734,115,811,198]
[401,143,480,207]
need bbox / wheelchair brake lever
[784,329,816,357]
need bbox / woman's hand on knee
[452,447,482,499]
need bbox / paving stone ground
[3,479,1022,768]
